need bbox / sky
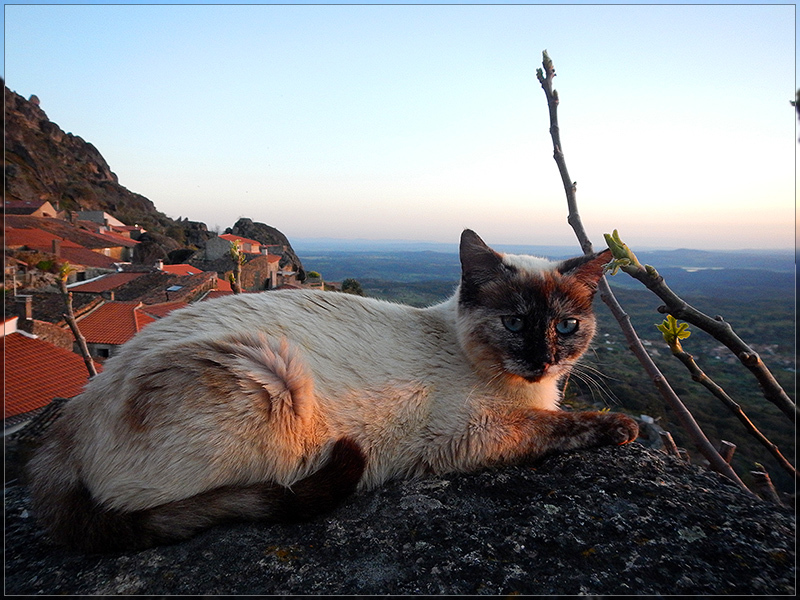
[3,2,796,250]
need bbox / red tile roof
[220,233,263,250]
[68,272,147,293]
[94,229,139,247]
[4,200,47,211]
[58,246,120,269]
[161,264,203,276]
[3,200,53,216]
[140,301,188,319]
[5,216,134,250]
[2,331,101,419]
[3,226,82,249]
[202,290,235,301]
[75,301,156,345]
[4,226,120,269]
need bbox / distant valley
[296,245,795,300]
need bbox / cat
[27,229,638,553]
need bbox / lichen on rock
[4,443,794,595]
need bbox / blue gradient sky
[3,2,796,249]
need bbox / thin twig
[619,260,795,420]
[670,345,796,480]
[535,50,752,495]
[719,440,736,464]
[750,469,784,506]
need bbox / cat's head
[456,229,610,386]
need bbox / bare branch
[668,337,796,480]
[648,270,791,418]
[535,51,753,495]
[536,50,593,256]
[58,262,97,379]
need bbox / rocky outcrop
[4,443,793,595]
[4,86,164,227]
[177,217,215,248]
[226,217,305,279]
[131,231,185,265]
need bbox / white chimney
[155,259,164,271]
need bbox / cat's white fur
[67,287,566,512]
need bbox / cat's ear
[557,249,612,288]
[459,229,505,286]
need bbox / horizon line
[290,237,796,254]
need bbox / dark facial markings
[457,233,602,381]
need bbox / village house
[10,294,80,349]
[4,199,60,218]
[4,225,119,284]
[74,217,147,253]
[75,210,126,228]
[72,299,192,360]
[5,215,139,262]
[3,292,102,344]
[202,233,267,260]
[192,234,290,291]
[66,265,219,304]
[67,271,149,298]
[2,315,100,435]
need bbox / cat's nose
[526,363,551,381]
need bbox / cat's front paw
[597,412,639,446]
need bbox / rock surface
[4,443,794,595]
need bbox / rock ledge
[4,443,794,595]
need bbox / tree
[341,278,364,296]
[229,239,245,294]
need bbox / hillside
[4,83,179,237]
[4,83,301,272]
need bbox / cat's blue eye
[502,316,525,333]
[556,318,579,335]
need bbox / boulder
[4,443,793,595]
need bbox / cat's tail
[28,437,366,553]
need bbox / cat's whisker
[464,367,505,407]
[566,362,622,407]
